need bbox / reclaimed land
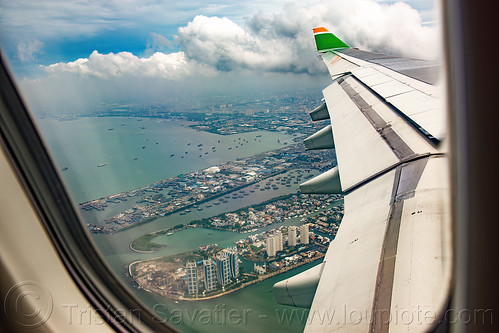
[130,193,296,253]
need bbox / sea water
[36,116,322,333]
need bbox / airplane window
[0,1,445,332]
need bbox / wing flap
[305,156,451,333]
[323,73,438,191]
[279,28,451,333]
[305,170,397,332]
[323,81,399,191]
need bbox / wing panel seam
[337,76,416,160]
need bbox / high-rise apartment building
[300,224,310,245]
[185,261,198,295]
[288,226,297,246]
[226,246,239,278]
[266,235,276,257]
[203,259,217,292]
[275,230,283,251]
[216,251,230,286]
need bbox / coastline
[128,253,324,301]
[129,243,157,254]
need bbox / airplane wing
[273,28,452,332]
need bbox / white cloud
[44,50,216,79]
[16,40,44,62]
[173,0,440,75]
[177,15,297,73]
[0,0,293,41]
[19,0,441,113]
[36,0,440,79]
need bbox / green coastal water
[36,116,328,333]
[132,259,321,333]
[38,117,297,203]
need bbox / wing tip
[313,27,349,51]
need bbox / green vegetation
[131,233,164,251]
[189,193,296,230]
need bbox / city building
[288,226,297,246]
[203,259,217,292]
[275,230,283,251]
[185,261,198,295]
[300,224,310,245]
[226,246,239,278]
[266,235,276,257]
[216,251,231,286]
[254,263,266,275]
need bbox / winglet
[313,27,349,52]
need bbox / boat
[97,163,107,167]
[170,154,175,157]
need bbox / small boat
[97,163,107,167]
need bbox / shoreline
[129,243,157,254]
[129,253,324,301]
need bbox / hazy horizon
[0,0,440,114]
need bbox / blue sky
[0,0,440,111]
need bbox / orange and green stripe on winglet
[313,27,349,52]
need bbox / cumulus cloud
[44,50,216,79]
[176,0,440,75]
[39,0,439,80]
[19,0,441,114]
[177,15,298,73]
[17,40,44,62]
